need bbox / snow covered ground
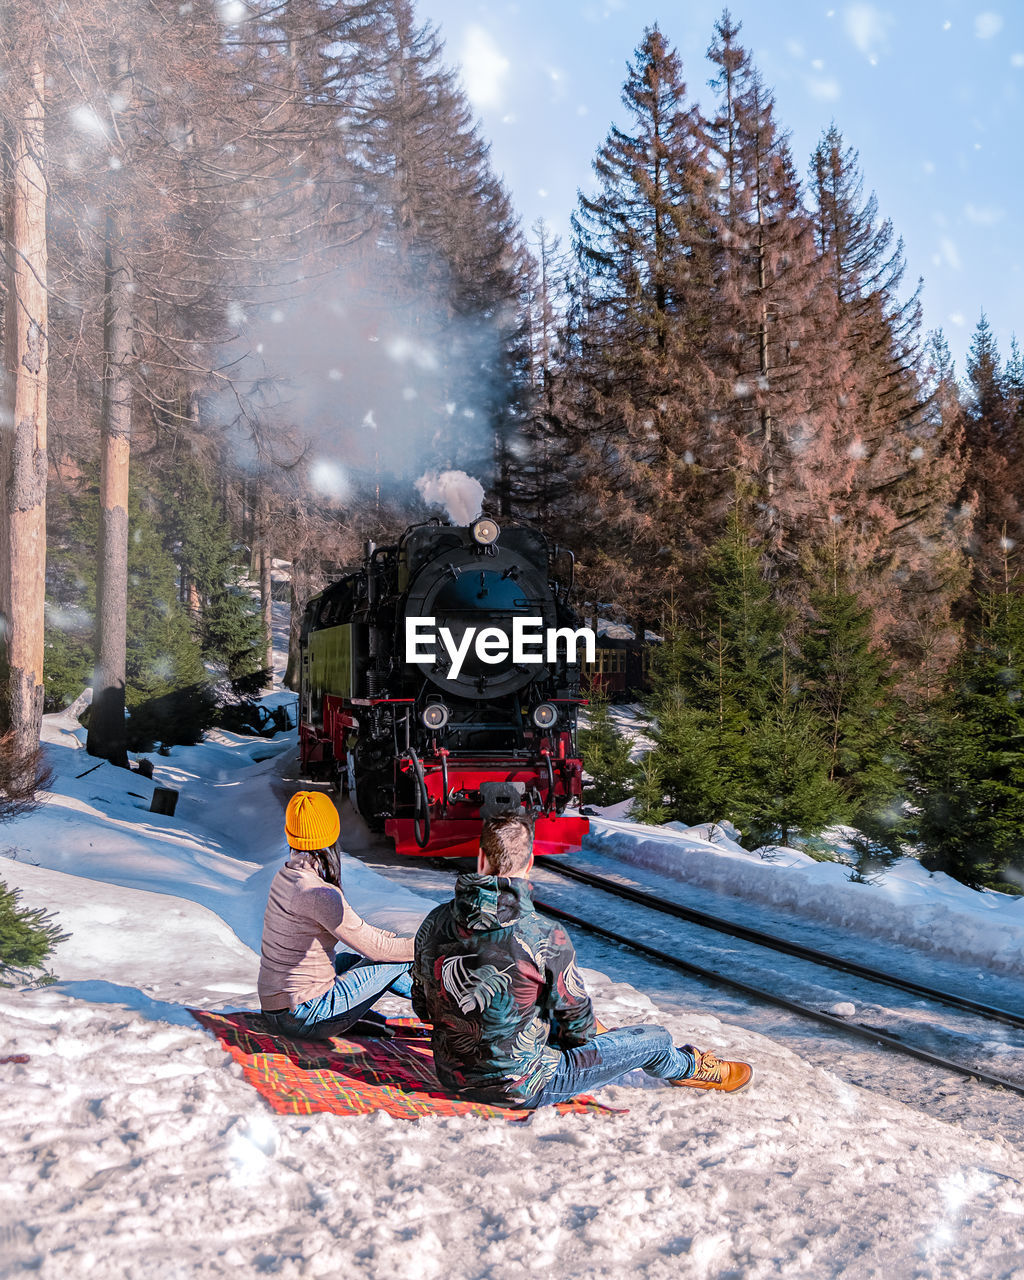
[3,705,1024,1277]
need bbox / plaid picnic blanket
[190,1010,624,1122]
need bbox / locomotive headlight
[421,702,450,730]
[532,702,558,729]
[471,518,500,546]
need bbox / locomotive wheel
[354,774,386,833]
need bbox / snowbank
[586,816,1024,975]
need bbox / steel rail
[532,896,1024,1099]
[540,859,1024,1030]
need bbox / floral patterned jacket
[411,873,596,1105]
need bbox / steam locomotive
[298,518,590,858]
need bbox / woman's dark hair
[308,844,341,887]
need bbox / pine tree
[507,219,573,521]
[563,25,717,612]
[797,570,904,826]
[34,2,256,763]
[0,878,68,985]
[0,8,49,795]
[647,502,786,825]
[630,752,667,825]
[661,500,788,720]
[911,590,1024,888]
[704,13,840,563]
[161,458,264,685]
[647,501,848,843]
[808,125,966,675]
[353,0,528,494]
[648,686,741,825]
[739,672,846,849]
[125,486,207,706]
[961,315,1022,589]
[43,472,209,726]
[578,683,636,807]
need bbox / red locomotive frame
[300,693,588,857]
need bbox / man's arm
[410,914,433,1023]
[544,926,596,1047]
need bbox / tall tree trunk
[284,561,304,692]
[252,485,273,680]
[260,541,273,681]
[1,33,48,792]
[86,57,133,764]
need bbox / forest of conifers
[1,3,1022,888]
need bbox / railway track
[533,857,1024,1099]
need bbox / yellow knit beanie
[284,791,340,851]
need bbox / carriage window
[584,648,629,678]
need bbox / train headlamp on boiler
[470,517,500,546]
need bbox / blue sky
[421,0,1023,375]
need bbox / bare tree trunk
[284,564,302,692]
[1,34,48,791]
[86,53,133,764]
[260,541,273,681]
[250,484,272,680]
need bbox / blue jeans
[528,1025,697,1108]
[262,951,413,1041]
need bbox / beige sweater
[258,857,415,1011]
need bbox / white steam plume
[415,470,485,525]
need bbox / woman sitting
[258,791,414,1039]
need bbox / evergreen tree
[961,315,1022,589]
[648,503,847,844]
[647,503,786,825]
[845,816,906,883]
[0,10,48,794]
[656,501,787,719]
[911,590,1024,887]
[0,878,68,986]
[44,473,208,715]
[648,686,741,824]
[160,458,265,684]
[808,125,966,675]
[739,673,846,849]
[354,0,528,491]
[125,487,207,705]
[1006,336,1024,422]
[43,482,98,713]
[508,219,573,521]
[797,568,904,826]
[564,25,717,611]
[704,13,840,562]
[578,683,636,807]
[630,751,667,825]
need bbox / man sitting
[411,813,752,1108]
